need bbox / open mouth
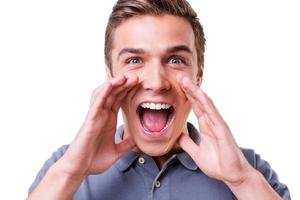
[137,102,175,137]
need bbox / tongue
[142,109,168,132]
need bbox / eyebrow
[118,48,146,60]
[117,45,192,60]
[166,45,192,55]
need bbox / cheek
[121,90,136,114]
[170,72,192,118]
[177,100,191,121]
[112,62,143,77]
[169,73,188,101]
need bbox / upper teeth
[141,102,171,110]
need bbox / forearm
[27,160,85,200]
[226,168,282,200]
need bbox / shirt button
[155,180,161,188]
[138,157,145,164]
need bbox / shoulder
[28,145,69,195]
[240,148,291,200]
[38,145,69,172]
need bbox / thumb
[116,137,136,157]
[178,132,199,160]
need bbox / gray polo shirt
[29,123,291,200]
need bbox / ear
[196,76,203,87]
[196,65,204,86]
[106,66,113,80]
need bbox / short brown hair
[105,0,206,77]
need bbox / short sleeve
[28,145,69,195]
[241,148,291,200]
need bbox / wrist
[53,158,87,183]
[224,166,258,189]
[225,168,282,200]
[28,159,86,200]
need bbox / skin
[28,14,282,200]
[110,15,199,166]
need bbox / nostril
[142,78,171,92]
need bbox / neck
[153,145,183,169]
[122,123,189,169]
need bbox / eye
[126,57,142,64]
[168,56,186,65]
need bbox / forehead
[112,14,196,54]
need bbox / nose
[141,61,171,93]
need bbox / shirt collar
[176,122,200,171]
[115,126,140,172]
[114,122,201,172]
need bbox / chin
[135,139,176,156]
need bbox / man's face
[110,15,200,156]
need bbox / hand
[177,74,254,186]
[58,75,139,177]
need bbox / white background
[0,0,299,199]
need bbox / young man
[28,0,290,199]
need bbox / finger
[198,91,233,139]
[176,74,205,117]
[198,113,215,137]
[93,75,126,97]
[92,75,128,110]
[87,82,113,120]
[89,75,126,108]
[90,84,106,106]
[185,92,218,138]
[111,84,139,113]
[104,76,139,109]
[177,75,205,114]
[116,137,136,158]
[110,74,127,86]
[109,76,136,97]
[200,90,223,118]
[185,91,228,140]
[184,90,205,118]
[180,76,213,114]
[178,132,199,161]
[178,75,222,124]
